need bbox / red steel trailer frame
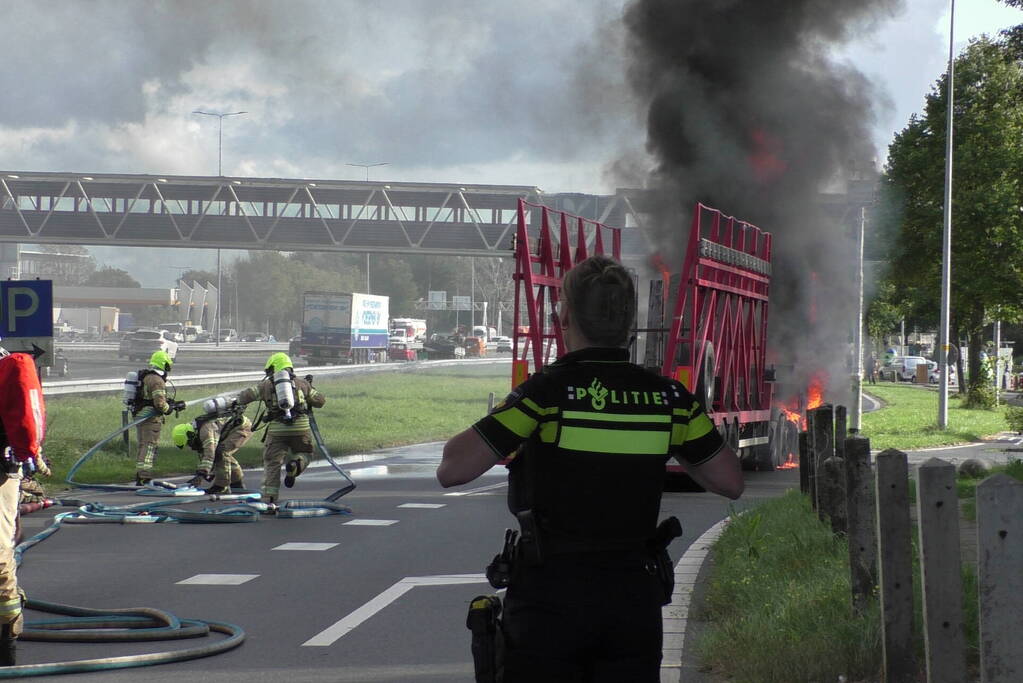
[511,200,777,468]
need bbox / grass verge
[696,491,882,682]
[697,490,991,682]
[861,384,1008,451]
[43,365,509,488]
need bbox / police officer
[235,353,325,503]
[438,255,744,682]
[131,350,184,485]
[0,336,50,665]
[171,402,252,494]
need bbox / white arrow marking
[302,573,489,647]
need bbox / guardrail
[54,342,289,353]
[42,358,511,396]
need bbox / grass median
[861,383,1009,451]
[43,364,510,489]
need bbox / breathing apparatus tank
[202,396,234,416]
[272,370,296,421]
[122,371,139,407]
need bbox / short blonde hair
[561,255,635,347]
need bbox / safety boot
[229,480,245,491]
[0,624,15,666]
[284,459,302,488]
[134,474,152,486]
[205,484,230,495]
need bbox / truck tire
[696,342,716,410]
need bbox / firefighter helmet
[149,350,173,372]
[171,423,194,449]
[265,352,293,374]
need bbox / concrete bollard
[844,436,877,614]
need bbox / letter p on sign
[0,281,52,338]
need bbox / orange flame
[807,372,825,411]
[650,252,671,286]
[777,454,799,470]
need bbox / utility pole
[852,206,865,431]
[938,0,955,429]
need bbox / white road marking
[443,481,508,496]
[273,542,338,551]
[302,574,489,647]
[343,519,398,526]
[660,519,729,679]
[397,503,446,509]
[177,574,259,586]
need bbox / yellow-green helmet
[149,350,173,372]
[265,352,293,374]
[171,423,194,448]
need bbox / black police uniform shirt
[473,347,724,548]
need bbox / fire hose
[2,393,359,675]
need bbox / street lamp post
[193,109,247,347]
[938,0,955,428]
[346,163,388,293]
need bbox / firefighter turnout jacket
[0,350,47,629]
[190,413,253,475]
[236,376,324,433]
[473,347,724,550]
[135,370,171,418]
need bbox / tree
[82,266,141,288]
[178,269,217,286]
[880,34,1023,406]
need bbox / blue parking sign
[0,280,53,338]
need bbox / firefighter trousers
[261,432,313,501]
[209,423,252,488]
[135,415,164,477]
[0,474,23,635]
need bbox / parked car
[194,331,215,343]
[882,355,931,382]
[241,333,268,342]
[127,328,179,362]
[219,328,238,342]
[492,335,513,353]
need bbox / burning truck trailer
[511,199,803,480]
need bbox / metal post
[994,320,1001,404]
[938,0,955,429]
[366,253,370,293]
[852,206,865,430]
[471,257,475,329]
[216,248,222,347]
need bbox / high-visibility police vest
[473,347,724,552]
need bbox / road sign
[1,280,53,365]
[452,295,471,311]
[427,290,446,310]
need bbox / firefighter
[438,256,744,682]
[130,350,184,485]
[0,336,50,665]
[171,401,252,494]
[235,353,325,503]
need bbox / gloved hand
[304,375,314,385]
[172,400,187,415]
[34,456,51,478]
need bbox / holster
[466,594,503,683]
[648,516,683,605]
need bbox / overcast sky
[2,0,1019,285]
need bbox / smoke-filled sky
[1,0,1018,284]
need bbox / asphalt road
[17,443,796,682]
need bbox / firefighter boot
[205,484,230,495]
[284,459,303,488]
[0,623,15,666]
[229,478,245,491]
[135,473,152,486]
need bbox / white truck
[301,292,390,364]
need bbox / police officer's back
[438,255,744,682]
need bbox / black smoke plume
[623,0,902,400]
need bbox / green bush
[1005,405,1023,433]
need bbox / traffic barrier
[42,358,511,396]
